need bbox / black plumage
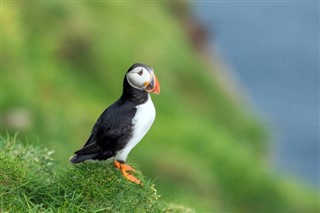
[70,64,150,164]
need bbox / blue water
[194,2,319,187]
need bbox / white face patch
[126,67,152,90]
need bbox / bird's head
[126,63,160,94]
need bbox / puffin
[70,63,160,185]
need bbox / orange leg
[114,160,142,185]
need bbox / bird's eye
[138,69,143,76]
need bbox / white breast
[115,94,156,162]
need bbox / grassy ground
[0,135,194,212]
[2,2,319,212]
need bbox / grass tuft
[0,135,190,212]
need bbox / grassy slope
[2,2,319,212]
[0,135,194,212]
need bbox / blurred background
[194,1,319,188]
[2,1,319,212]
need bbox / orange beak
[151,75,160,94]
[145,74,160,94]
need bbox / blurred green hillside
[2,2,319,212]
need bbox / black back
[70,64,149,163]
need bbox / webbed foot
[114,160,142,185]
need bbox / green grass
[0,135,194,212]
[2,2,319,212]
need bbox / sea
[193,1,319,187]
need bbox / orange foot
[114,160,142,185]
